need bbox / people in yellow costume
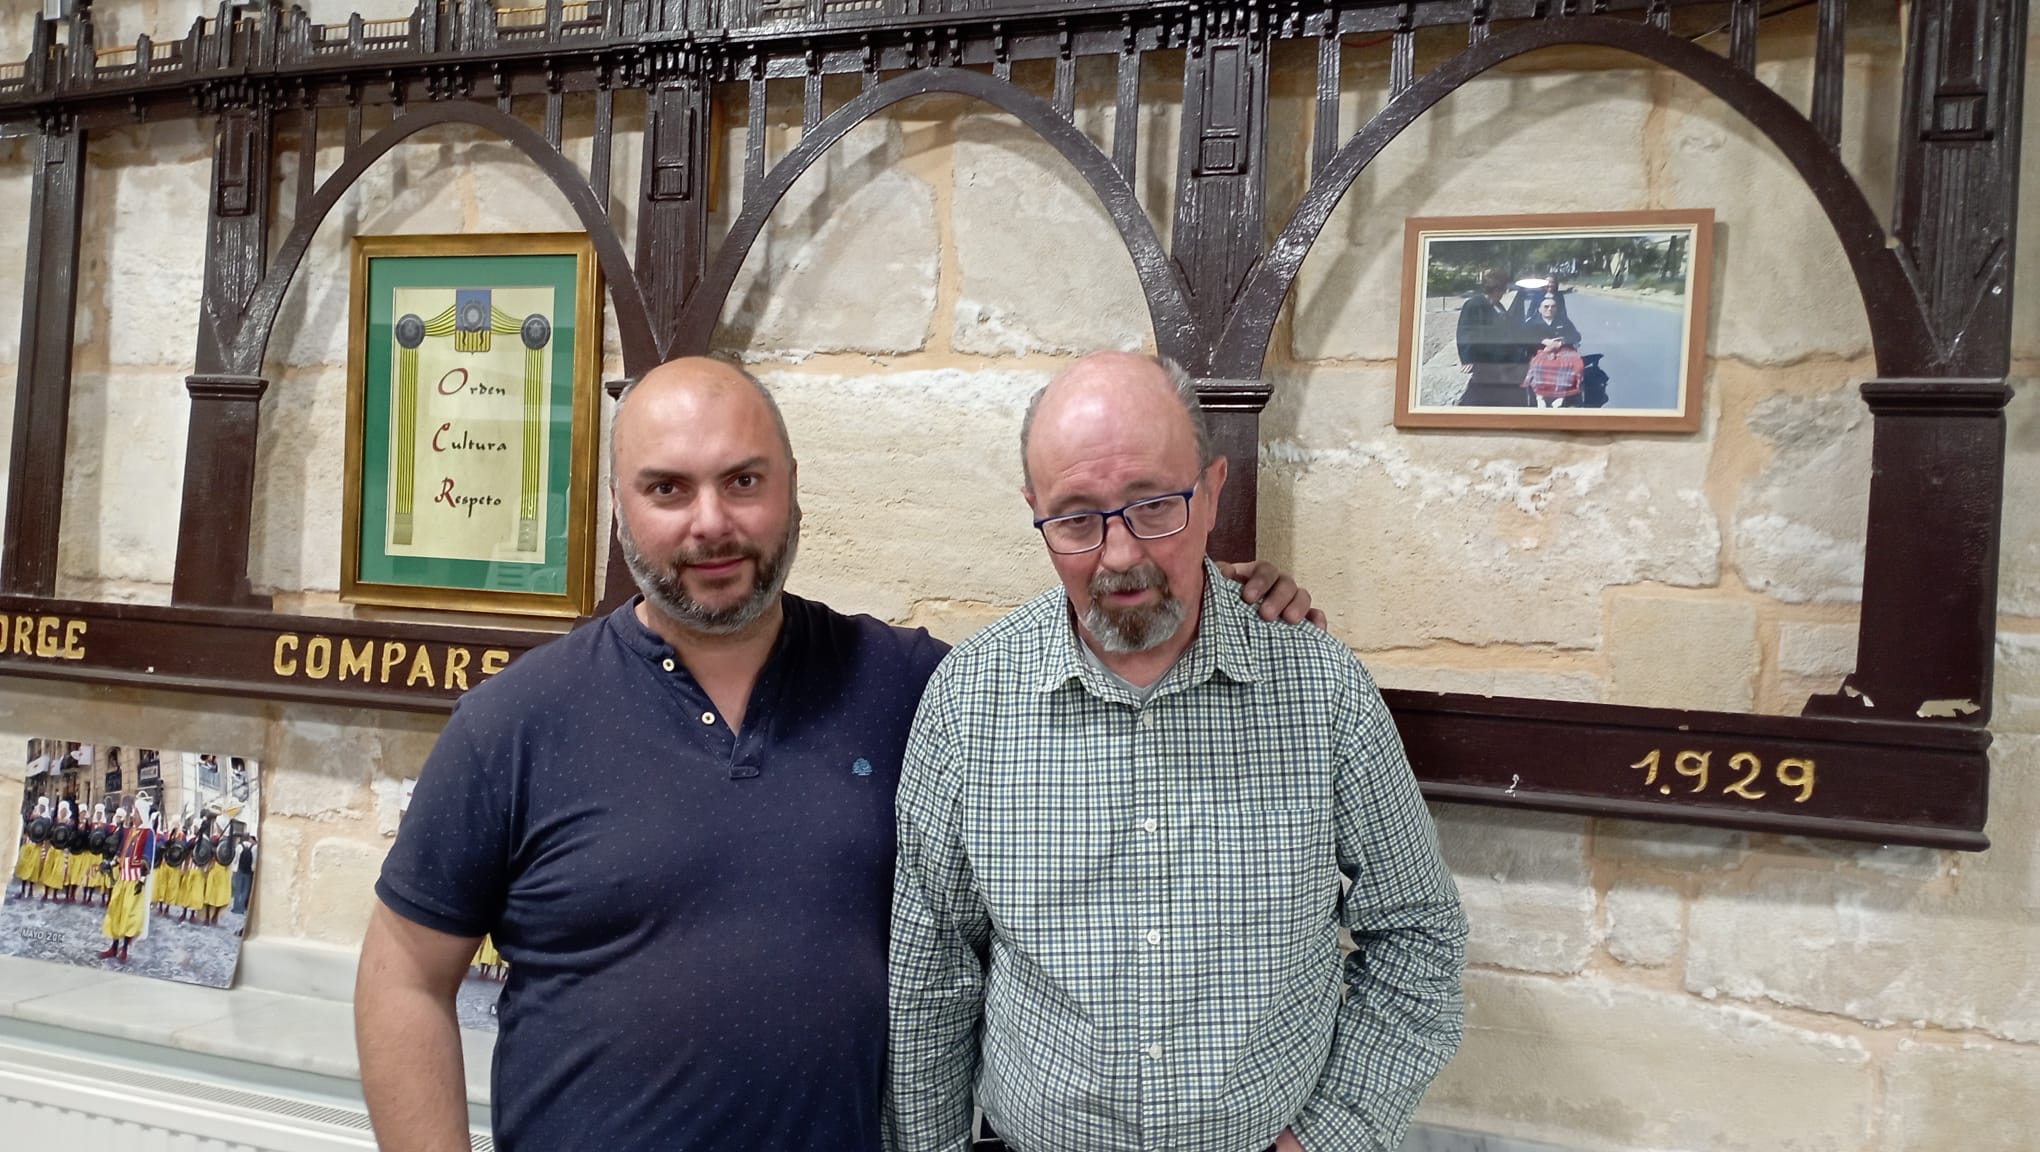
[177,827,207,920]
[98,808,155,964]
[151,816,181,915]
[202,831,233,925]
[37,800,73,901]
[82,805,113,904]
[12,797,48,898]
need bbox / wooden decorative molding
[0,0,2024,849]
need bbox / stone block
[1604,881,1681,968]
[1658,57,1890,364]
[1367,664,1601,703]
[248,821,303,941]
[1420,970,1872,1151]
[1292,66,1656,362]
[766,368,1049,620]
[950,113,1151,356]
[303,836,387,947]
[249,366,349,594]
[1686,860,2040,1044]
[1593,819,1748,869]
[1882,1039,2040,1152]
[1997,378,2040,617]
[86,120,210,369]
[1734,386,1872,605]
[1433,807,1597,975]
[1994,632,2040,735]
[1260,365,1718,649]
[1605,592,1758,712]
[0,137,28,366]
[2015,38,2040,364]
[714,115,937,358]
[0,677,269,758]
[268,709,378,821]
[1778,620,1858,680]
[54,370,189,594]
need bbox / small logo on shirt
[851,758,873,777]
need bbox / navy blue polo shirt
[376,594,949,1152]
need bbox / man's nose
[1098,514,1145,570]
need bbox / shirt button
[1138,711,1155,728]
[700,711,716,725]
[661,658,675,672]
[1145,1043,1164,1060]
[1141,818,1158,834]
[1145,928,1161,946]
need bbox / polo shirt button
[701,711,716,725]
[1145,1043,1163,1060]
[662,658,675,672]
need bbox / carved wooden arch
[1211,14,1937,379]
[234,100,660,380]
[671,66,1193,360]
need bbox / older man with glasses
[887,350,1468,1152]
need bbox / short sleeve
[374,705,513,939]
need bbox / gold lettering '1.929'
[1629,748,1816,804]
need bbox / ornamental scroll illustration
[388,288,554,558]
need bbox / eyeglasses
[1033,485,1197,555]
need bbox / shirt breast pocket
[1188,803,1337,948]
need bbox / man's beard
[1082,561,1187,653]
[617,505,800,637]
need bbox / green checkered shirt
[887,560,1467,1152]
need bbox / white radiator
[0,1037,487,1151]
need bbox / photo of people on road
[1398,211,1712,431]
[4,740,262,989]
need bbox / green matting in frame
[343,234,601,618]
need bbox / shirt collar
[1033,557,1260,699]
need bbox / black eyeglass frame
[1031,483,1200,555]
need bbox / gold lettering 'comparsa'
[272,633,510,691]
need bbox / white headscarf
[57,801,71,822]
[32,797,50,818]
[92,804,106,824]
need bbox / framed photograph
[1396,210,1713,432]
[6,741,264,989]
[344,233,603,617]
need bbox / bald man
[357,357,1320,1152]
[888,353,1467,1152]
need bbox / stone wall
[1,3,2037,1149]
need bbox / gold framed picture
[1396,210,1713,432]
[342,233,602,617]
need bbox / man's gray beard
[1082,562,1186,653]
[617,509,799,637]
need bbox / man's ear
[1202,457,1229,521]
[1021,485,1038,517]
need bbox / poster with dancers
[4,740,263,989]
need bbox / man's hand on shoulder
[1273,1128,1307,1152]
[1221,560,1329,630]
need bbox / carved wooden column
[1174,15,1271,562]
[1197,379,1271,564]
[172,97,275,608]
[2,119,87,596]
[1807,0,2025,724]
[1807,381,2010,723]
[637,52,712,358]
[1172,17,1268,363]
